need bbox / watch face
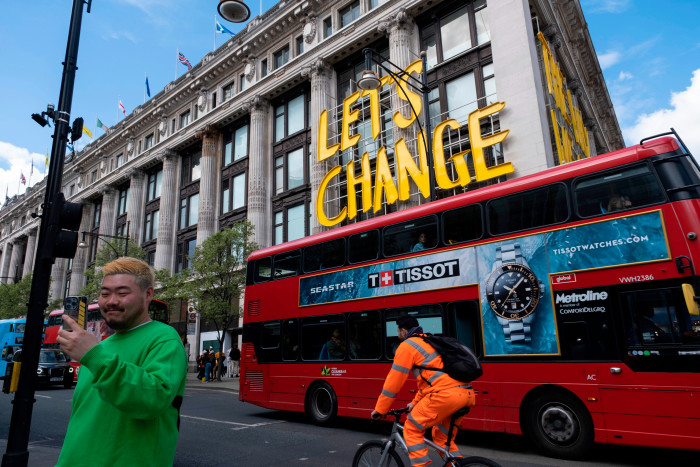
[486,263,541,320]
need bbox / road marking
[181,414,285,430]
[35,394,52,399]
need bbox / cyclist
[371,316,475,467]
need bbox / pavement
[0,369,240,466]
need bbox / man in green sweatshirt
[56,257,187,466]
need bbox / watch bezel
[486,263,541,320]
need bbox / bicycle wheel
[352,440,404,467]
[452,456,502,467]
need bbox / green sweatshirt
[56,320,187,467]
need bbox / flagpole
[144,72,146,104]
[214,15,217,51]
[117,95,120,121]
[175,48,178,80]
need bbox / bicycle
[352,407,501,467]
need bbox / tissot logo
[555,290,608,304]
[367,260,460,288]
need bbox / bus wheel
[523,391,593,459]
[305,381,337,425]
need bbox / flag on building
[96,118,109,131]
[83,125,93,138]
[46,149,49,166]
[178,51,192,70]
[119,100,126,115]
[20,172,26,185]
[216,19,235,36]
[145,74,151,98]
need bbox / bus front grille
[246,370,263,391]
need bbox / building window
[295,35,304,56]
[224,124,249,166]
[339,1,360,28]
[274,45,290,69]
[261,59,268,77]
[274,93,306,142]
[93,202,101,229]
[144,210,159,241]
[239,73,246,92]
[224,82,235,101]
[144,133,154,150]
[90,170,97,183]
[482,62,497,105]
[275,148,305,195]
[368,0,378,10]
[323,17,332,38]
[179,193,199,230]
[69,184,75,196]
[179,110,190,129]
[221,172,246,214]
[181,151,201,185]
[176,237,197,272]
[171,119,176,133]
[146,169,163,202]
[212,92,217,109]
[117,187,129,216]
[116,153,124,168]
[274,204,306,244]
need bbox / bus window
[383,215,438,257]
[273,250,300,279]
[348,310,381,360]
[348,230,379,264]
[301,314,345,361]
[488,183,568,236]
[574,164,666,217]
[442,205,483,245]
[446,301,481,355]
[303,238,345,273]
[384,305,443,359]
[254,257,272,283]
[47,313,63,327]
[621,288,700,346]
[281,319,300,361]
[260,321,281,362]
[148,300,168,323]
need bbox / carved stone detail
[303,16,317,43]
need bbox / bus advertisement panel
[239,134,700,459]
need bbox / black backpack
[416,335,483,384]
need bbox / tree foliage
[78,236,146,302]
[156,221,257,351]
[0,273,33,319]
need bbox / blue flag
[66,143,74,152]
[145,74,151,98]
[216,19,235,36]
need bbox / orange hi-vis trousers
[404,386,475,466]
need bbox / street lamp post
[78,221,130,258]
[2,1,90,466]
[357,48,436,202]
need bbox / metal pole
[420,51,435,202]
[2,1,88,465]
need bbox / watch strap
[494,242,532,344]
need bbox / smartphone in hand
[63,296,87,330]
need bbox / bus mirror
[682,283,700,316]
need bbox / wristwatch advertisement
[479,237,558,356]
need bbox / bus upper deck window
[254,257,272,283]
[273,250,300,279]
[349,230,379,264]
[574,164,666,218]
[488,184,568,236]
[303,238,345,273]
[442,204,483,245]
[383,215,438,257]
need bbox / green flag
[96,118,109,131]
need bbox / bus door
[597,286,700,447]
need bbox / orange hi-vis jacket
[375,334,471,415]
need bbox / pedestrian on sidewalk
[217,349,226,381]
[230,344,241,377]
[55,257,187,467]
[204,349,213,382]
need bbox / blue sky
[0,0,698,200]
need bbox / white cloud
[623,69,700,157]
[618,71,633,81]
[0,142,46,202]
[598,51,621,70]
[582,0,631,14]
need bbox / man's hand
[371,410,384,420]
[57,315,99,361]
[407,402,415,412]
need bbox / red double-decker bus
[239,132,700,459]
[43,299,169,380]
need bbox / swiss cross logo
[380,271,393,287]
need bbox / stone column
[304,59,336,235]
[0,241,12,283]
[126,169,147,245]
[98,187,117,253]
[8,239,24,283]
[195,124,220,246]
[380,8,421,209]
[22,229,38,277]
[244,96,271,249]
[68,202,93,295]
[154,150,179,272]
[50,258,68,301]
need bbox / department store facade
[0,0,622,343]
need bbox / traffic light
[39,192,83,260]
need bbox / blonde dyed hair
[102,257,155,291]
